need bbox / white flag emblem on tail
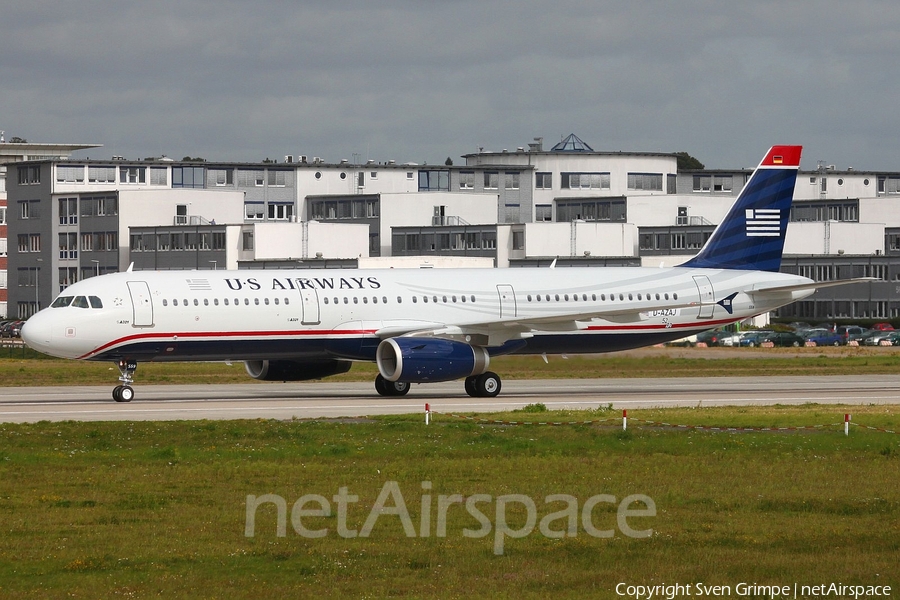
[745,208,781,237]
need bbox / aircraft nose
[21,313,52,353]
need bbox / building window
[483,172,499,190]
[88,166,117,183]
[172,166,205,188]
[59,267,78,291]
[504,172,520,190]
[80,196,117,217]
[556,199,626,222]
[713,176,733,192]
[237,169,265,187]
[268,170,289,187]
[535,172,552,189]
[212,232,226,250]
[17,165,41,185]
[119,166,146,184]
[693,175,711,192]
[81,233,93,252]
[268,203,294,221]
[150,167,168,185]
[418,170,450,191]
[561,173,610,190]
[628,173,663,191]
[58,198,78,225]
[459,171,475,190]
[671,233,686,250]
[535,205,552,222]
[242,230,254,251]
[209,168,232,186]
[512,230,525,250]
[18,234,42,253]
[56,165,84,184]
[245,203,265,220]
[19,200,41,220]
[59,232,78,259]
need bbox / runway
[1,374,898,422]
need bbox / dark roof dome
[550,133,594,152]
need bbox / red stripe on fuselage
[78,318,735,360]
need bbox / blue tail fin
[680,145,802,272]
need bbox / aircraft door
[126,281,154,327]
[295,281,321,325]
[497,284,517,319]
[692,275,715,319]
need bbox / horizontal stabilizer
[748,277,876,297]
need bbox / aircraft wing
[375,298,702,347]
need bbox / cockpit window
[72,296,90,309]
[51,296,74,308]
[89,296,103,309]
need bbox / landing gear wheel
[474,371,501,398]
[374,374,410,396]
[464,375,478,397]
[112,385,134,402]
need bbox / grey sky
[3,1,900,171]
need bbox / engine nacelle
[376,337,489,383]
[244,359,351,382]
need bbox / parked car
[0,320,24,338]
[695,329,726,346]
[836,325,869,344]
[802,328,843,346]
[737,331,768,347]
[757,331,804,347]
[871,322,895,331]
[718,332,744,347]
[863,330,897,346]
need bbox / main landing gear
[374,374,410,397]
[112,359,137,402]
[373,371,502,398]
[464,372,501,398]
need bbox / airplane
[21,145,860,402]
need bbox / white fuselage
[22,266,814,363]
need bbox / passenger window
[254,298,260,305]
[214,298,219,306]
[203,299,209,306]
[162,299,168,307]
[274,298,279,305]
[194,299,199,306]
[264,298,269,305]
[173,299,179,306]
[72,296,90,309]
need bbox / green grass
[3,345,900,386]
[1,407,898,598]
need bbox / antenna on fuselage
[126,262,134,272]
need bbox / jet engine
[244,359,351,381]
[376,337,489,383]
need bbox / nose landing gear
[112,359,137,402]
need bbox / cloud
[2,0,900,170]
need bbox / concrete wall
[784,221,885,256]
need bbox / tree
[444,157,453,166]
[9,136,27,143]
[674,152,704,171]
